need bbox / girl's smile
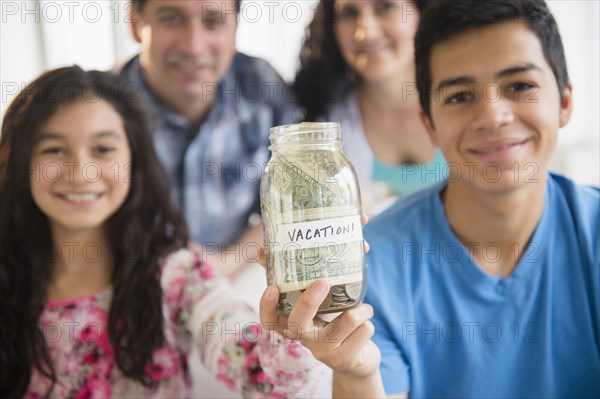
[30,100,132,234]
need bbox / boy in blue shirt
[364,0,599,397]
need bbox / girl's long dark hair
[0,66,189,397]
[295,0,429,121]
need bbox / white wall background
[1,0,598,187]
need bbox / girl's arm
[161,249,328,397]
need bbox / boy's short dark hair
[132,0,242,14]
[415,0,570,120]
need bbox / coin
[286,290,303,306]
[330,285,346,297]
[344,282,362,299]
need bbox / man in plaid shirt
[120,0,296,276]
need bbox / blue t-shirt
[364,173,600,398]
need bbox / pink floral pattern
[26,249,325,398]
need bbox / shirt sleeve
[161,249,328,397]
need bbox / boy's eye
[446,92,473,104]
[507,82,537,92]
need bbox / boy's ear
[559,83,573,128]
[129,4,143,44]
[420,110,439,146]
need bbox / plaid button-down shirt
[119,53,297,247]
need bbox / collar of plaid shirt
[117,53,297,247]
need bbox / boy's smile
[422,21,572,194]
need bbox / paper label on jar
[274,215,362,250]
[271,215,364,292]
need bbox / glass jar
[260,122,366,314]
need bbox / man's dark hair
[415,0,569,121]
[132,0,242,14]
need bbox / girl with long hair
[0,66,383,398]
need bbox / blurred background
[1,0,598,186]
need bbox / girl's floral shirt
[26,249,327,398]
